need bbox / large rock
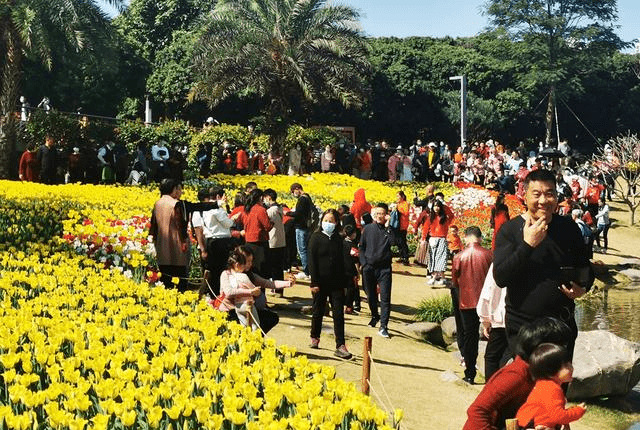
[441,316,458,346]
[620,268,640,282]
[406,322,446,347]
[567,330,640,400]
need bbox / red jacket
[241,205,272,243]
[452,243,493,309]
[421,204,454,239]
[463,356,534,430]
[397,200,410,231]
[585,183,604,205]
[517,379,586,428]
[236,149,249,170]
[350,188,372,229]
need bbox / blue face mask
[322,222,336,235]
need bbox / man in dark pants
[451,226,493,384]
[494,169,594,360]
[359,204,393,338]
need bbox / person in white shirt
[193,187,238,295]
[594,198,611,253]
[477,263,508,380]
[151,140,170,180]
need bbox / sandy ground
[266,200,640,430]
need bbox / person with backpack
[289,183,314,280]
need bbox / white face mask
[322,222,336,235]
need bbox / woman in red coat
[19,146,39,181]
[240,188,273,277]
[490,193,510,251]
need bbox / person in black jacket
[289,183,314,279]
[308,208,352,359]
[342,224,361,313]
[494,169,593,359]
[359,203,393,338]
[38,135,59,184]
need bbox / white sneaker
[426,278,436,286]
[434,278,445,286]
[295,272,310,280]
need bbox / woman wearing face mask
[308,209,353,359]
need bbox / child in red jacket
[516,343,586,429]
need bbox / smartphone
[559,266,577,285]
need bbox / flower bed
[0,180,401,430]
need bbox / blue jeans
[295,227,309,274]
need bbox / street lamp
[449,75,467,148]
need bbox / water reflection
[576,285,640,343]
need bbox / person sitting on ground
[214,246,289,334]
[516,343,586,429]
[462,317,573,430]
[222,249,262,331]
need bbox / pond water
[576,285,640,343]
[576,285,640,430]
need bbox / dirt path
[267,200,640,430]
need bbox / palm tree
[189,0,371,146]
[0,0,122,178]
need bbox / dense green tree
[112,0,215,119]
[189,0,371,146]
[0,0,122,178]
[485,0,628,146]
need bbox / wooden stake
[362,336,372,395]
[505,418,518,430]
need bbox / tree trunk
[544,87,555,147]
[0,25,21,179]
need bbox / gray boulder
[441,316,458,346]
[567,330,640,400]
[620,268,640,282]
[406,322,446,347]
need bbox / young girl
[516,343,586,429]
[221,248,262,331]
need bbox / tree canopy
[484,0,629,145]
[189,0,371,143]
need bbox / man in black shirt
[494,169,593,358]
[360,203,393,338]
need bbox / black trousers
[265,246,286,281]
[344,277,361,310]
[158,265,189,292]
[396,230,409,261]
[450,287,464,352]
[205,237,234,296]
[311,288,346,348]
[362,265,392,329]
[483,327,509,381]
[460,308,480,380]
[245,241,268,278]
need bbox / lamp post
[449,75,467,148]
[145,95,152,126]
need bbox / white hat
[428,142,437,148]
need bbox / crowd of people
[149,160,611,428]
[20,129,618,428]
